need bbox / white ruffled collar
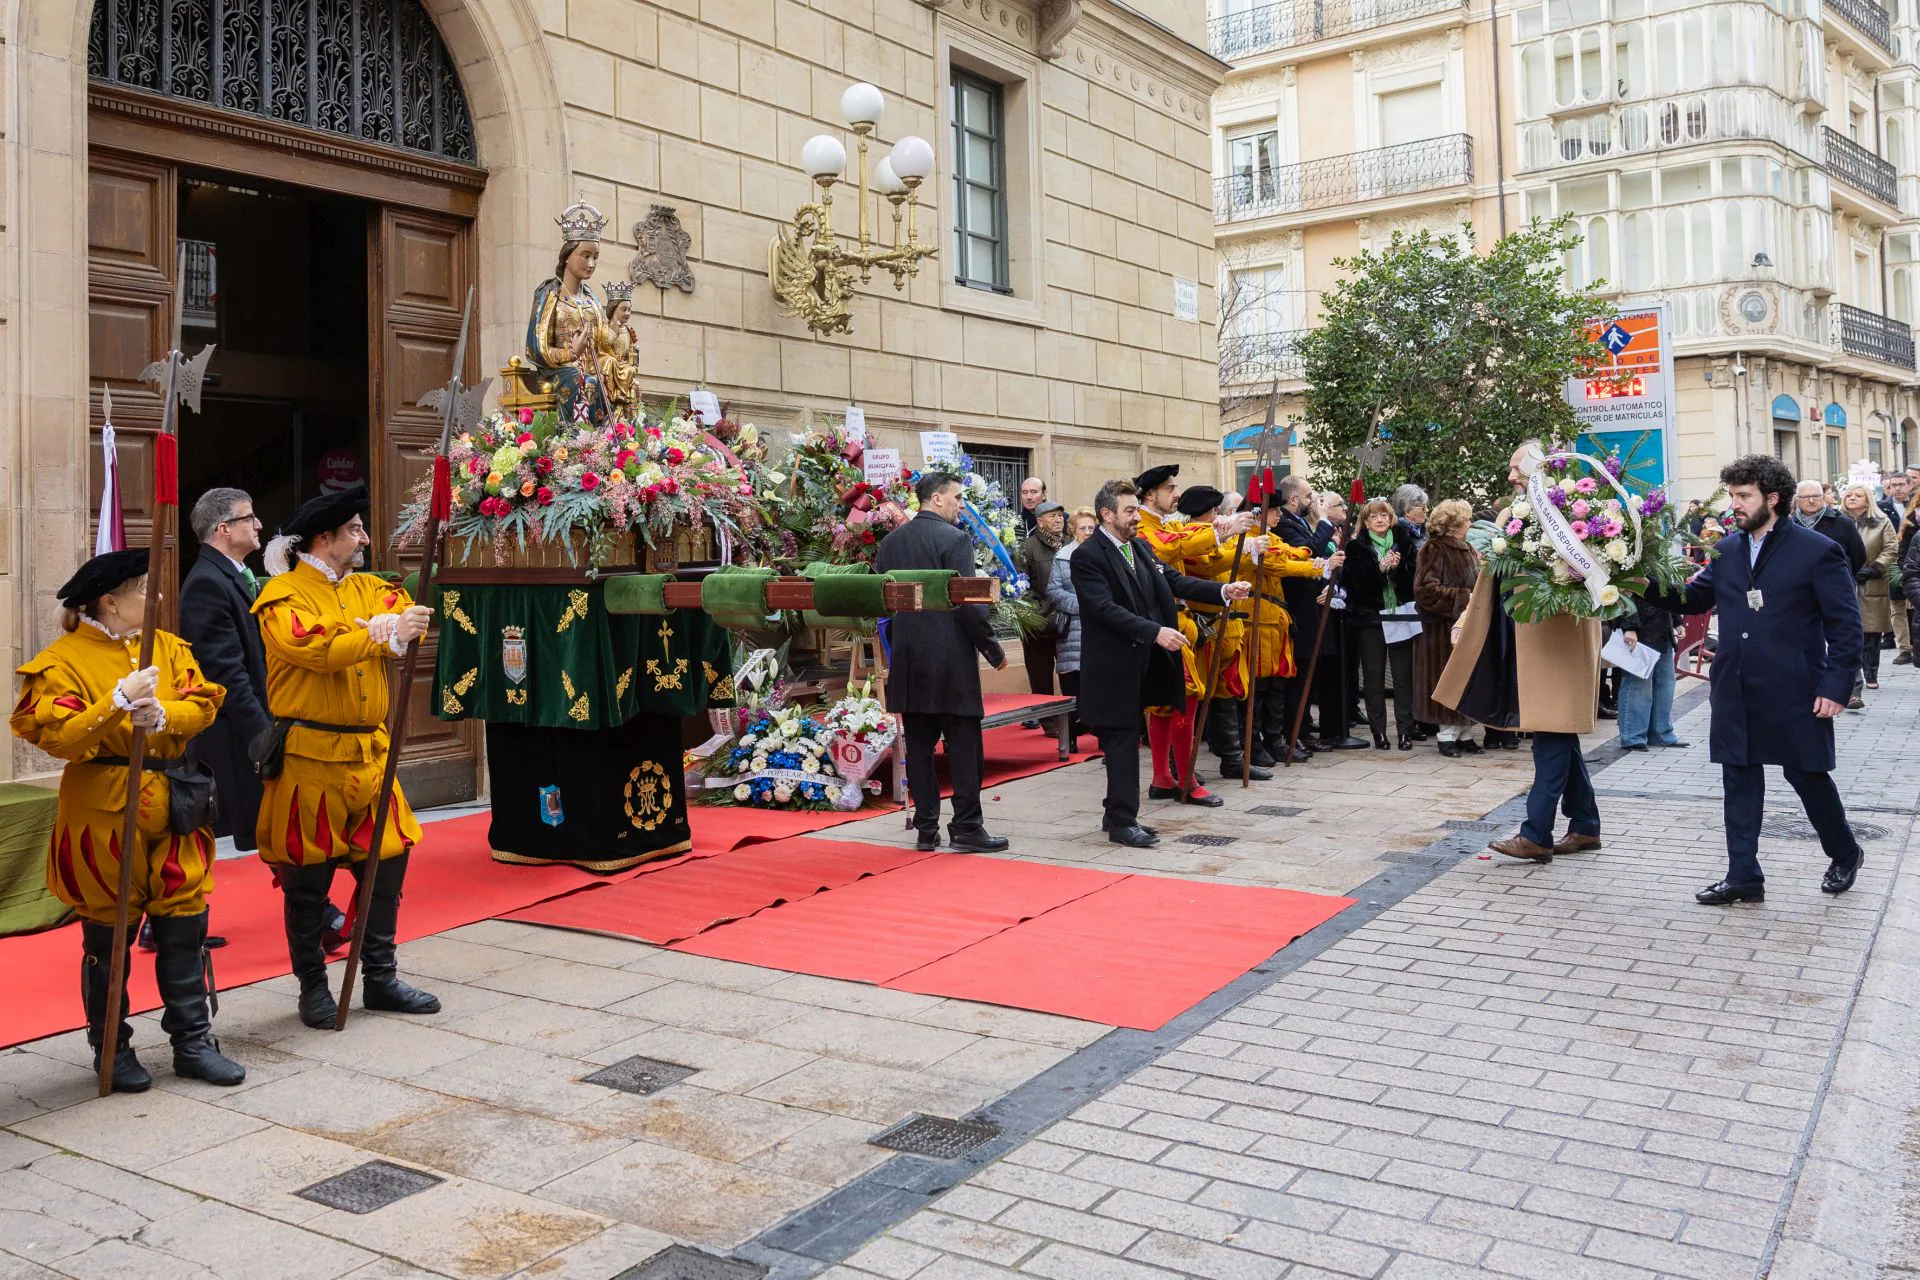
[77,614,137,642]
[298,553,343,585]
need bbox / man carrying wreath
[1435,441,1604,862]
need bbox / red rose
[581,472,600,492]
[536,486,554,506]
[535,456,554,475]
[646,426,663,438]
[616,423,634,439]
[665,478,679,495]
[517,432,535,447]
[616,449,637,469]
[518,407,534,425]
[666,446,686,464]
[467,458,483,476]
[862,530,876,544]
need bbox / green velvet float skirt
[484,716,692,872]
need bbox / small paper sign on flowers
[1484,441,1696,624]
[820,681,897,810]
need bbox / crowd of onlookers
[1005,460,1920,774]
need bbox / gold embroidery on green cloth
[556,589,590,633]
[624,759,673,831]
[616,668,633,698]
[442,591,478,635]
[505,688,527,705]
[569,692,590,721]
[710,675,735,702]
[648,618,687,692]
[703,660,719,683]
[453,668,479,696]
[441,686,463,716]
[561,670,577,699]
[442,666,477,717]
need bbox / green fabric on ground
[433,582,733,728]
[0,782,64,937]
[883,568,957,610]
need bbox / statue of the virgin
[526,198,615,424]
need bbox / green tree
[1299,217,1610,511]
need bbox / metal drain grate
[1249,805,1304,817]
[1177,833,1239,847]
[296,1161,442,1214]
[1760,816,1890,842]
[869,1114,1001,1160]
[1443,820,1502,832]
[583,1055,699,1096]
[614,1246,768,1280]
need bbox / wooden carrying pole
[334,288,486,1029]
[1183,529,1253,801]
[1240,477,1276,786]
[99,247,210,1095]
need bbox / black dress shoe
[205,935,228,949]
[1621,743,1648,752]
[1458,740,1483,754]
[1108,825,1159,847]
[1101,822,1158,837]
[1397,735,1413,751]
[1437,742,1461,758]
[1248,746,1277,768]
[915,834,940,852]
[1223,760,1274,781]
[1147,785,1182,801]
[1326,736,1369,751]
[1286,747,1313,764]
[1696,879,1765,905]
[1821,853,1862,895]
[949,831,1011,854]
[1597,705,1618,720]
[1372,733,1391,751]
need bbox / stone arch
[6,0,567,627]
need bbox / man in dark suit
[1662,454,1866,905]
[1074,478,1252,848]
[876,472,1010,854]
[181,488,270,855]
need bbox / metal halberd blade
[136,344,217,417]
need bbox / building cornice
[1080,0,1231,95]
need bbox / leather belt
[284,719,376,734]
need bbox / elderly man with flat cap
[1132,464,1261,803]
[253,482,439,1028]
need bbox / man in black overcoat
[181,488,271,856]
[875,472,1009,853]
[1661,455,1866,905]
[1074,479,1252,848]
[1272,481,1362,750]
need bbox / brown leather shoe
[1553,834,1603,855]
[1488,835,1554,862]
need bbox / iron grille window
[963,445,1029,502]
[951,69,1011,294]
[86,0,477,165]
[180,239,217,330]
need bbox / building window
[1774,428,1796,463]
[951,69,1010,294]
[962,444,1029,499]
[1228,129,1281,207]
[1871,436,1885,469]
[1827,433,1842,480]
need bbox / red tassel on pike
[153,431,178,506]
[430,455,452,521]
[1349,475,1365,506]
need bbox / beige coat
[1854,510,1897,633]
[1432,568,1602,734]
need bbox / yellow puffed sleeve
[255,581,386,674]
[151,633,225,748]
[10,652,126,763]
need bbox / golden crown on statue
[555,197,609,244]
[601,279,634,305]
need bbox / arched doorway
[81,0,488,802]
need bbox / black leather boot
[80,921,151,1093]
[279,862,340,1029]
[355,854,440,1015]
[150,913,246,1085]
[1208,698,1273,781]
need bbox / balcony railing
[1221,330,1313,385]
[1822,126,1899,209]
[1837,303,1916,370]
[1216,135,1474,223]
[1826,0,1894,56]
[1208,0,1463,61]
[1519,87,1821,173]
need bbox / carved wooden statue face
[562,241,600,285]
[610,300,631,327]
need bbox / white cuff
[148,705,168,734]
[112,682,136,711]
[388,631,409,657]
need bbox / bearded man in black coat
[875,472,1010,854]
[1074,479,1252,848]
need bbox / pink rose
[518,407,534,425]
[1570,520,1590,538]
[1575,477,1597,494]
[1571,500,1591,519]
[1505,519,1524,535]
[581,472,600,492]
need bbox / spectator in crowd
[1045,506,1099,751]
[1660,454,1864,904]
[1612,595,1686,753]
[1273,480,1359,751]
[1878,473,1906,529]
[875,472,1010,854]
[1344,498,1420,751]
[1412,499,1480,757]
[1072,479,1249,848]
[1842,483,1897,694]
[1392,484,1430,551]
[1016,499,1068,725]
[1436,441,1604,863]
[1886,472,1913,664]
[1018,476,1047,538]
[1793,480,1868,707]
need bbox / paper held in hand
[1600,629,1661,680]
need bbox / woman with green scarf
[1343,498,1420,749]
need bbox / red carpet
[505,839,935,944]
[673,856,1118,983]
[891,876,1353,1029]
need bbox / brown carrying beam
[656,578,942,612]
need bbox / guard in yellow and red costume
[1248,490,1334,766]
[11,549,246,1091]
[1133,466,1261,805]
[254,483,441,1028]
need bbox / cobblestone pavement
[5,667,1915,1279]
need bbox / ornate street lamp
[769,82,937,337]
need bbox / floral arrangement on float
[921,454,1045,636]
[395,405,761,567]
[776,417,913,567]
[701,705,844,810]
[1480,439,1704,623]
